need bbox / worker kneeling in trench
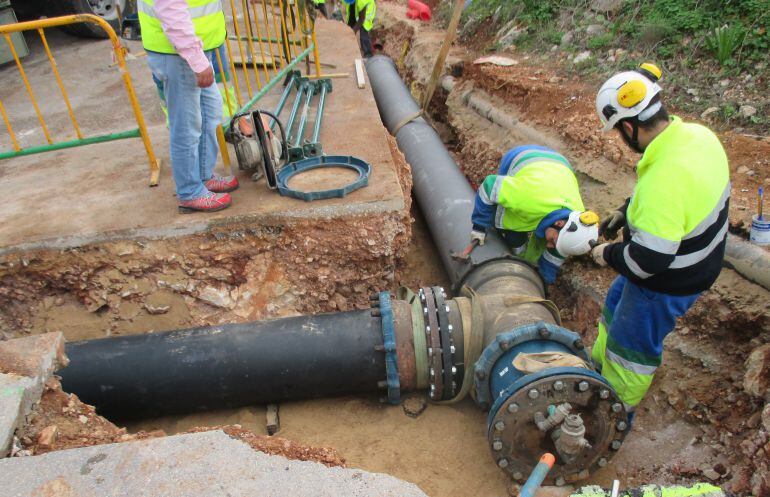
[469,144,600,286]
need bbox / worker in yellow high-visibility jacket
[342,0,376,57]
[590,63,730,424]
[139,0,238,213]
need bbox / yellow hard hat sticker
[617,80,647,108]
[580,211,600,226]
[639,62,662,80]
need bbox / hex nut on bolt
[611,440,622,450]
[507,403,519,413]
[498,458,509,469]
[513,472,524,480]
[600,389,610,399]
[495,421,506,431]
[555,477,566,487]
[476,369,486,380]
[554,380,565,391]
[578,381,589,392]
[598,458,608,467]
[611,403,622,413]
[617,421,628,431]
[492,440,503,451]
[528,389,539,399]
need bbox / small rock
[78,415,88,424]
[744,344,770,398]
[586,24,605,36]
[686,88,699,96]
[702,468,721,481]
[196,285,236,309]
[402,397,428,418]
[144,303,171,315]
[719,79,730,87]
[573,51,592,64]
[737,165,750,174]
[747,411,762,428]
[701,107,719,119]
[739,105,757,118]
[37,425,58,448]
[498,22,525,48]
[549,76,561,84]
[560,31,574,46]
[591,0,621,14]
[762,403,770,431]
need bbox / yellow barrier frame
[0,14,161,186]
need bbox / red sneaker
[178,192,232,214]
[204,175,239,193]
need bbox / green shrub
[588,33,614,50]
[705,25,747,66]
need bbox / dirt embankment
[16,376,345,467]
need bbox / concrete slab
[0,333,65,456]
[0,18,403,253]
[0,430,429,496]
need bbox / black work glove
[599,209,625,241]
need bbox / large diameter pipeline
[60,309,388,419]
[366,55,511,288]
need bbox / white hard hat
[596,63,663,132]
[556,211,600,257]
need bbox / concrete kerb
[0,430,430,497]
[0,333,66,457]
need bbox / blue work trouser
[592,276,700,415]
[146,49,223,201]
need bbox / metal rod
[215,47,235,117]
[276,0,294,62]
[261,0,281,76]
[223,38,243,109]
[0,98,20,152]
[241,0,263,90]
[310,82,327,143]
[227,35,301,46]
[222,43,314,132]
[294,82,315,148]
[216,125,232,174]
[250,0,272,82]
[285,81,307,141]
[5,33,53,144]
[38,28,83,140]
[0,128,141,160]
[269,72,298,130]
[229,0,253,98]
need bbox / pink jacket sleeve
[153,0,212,73]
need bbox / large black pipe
[366,55,511,287]
[60,309,385,419]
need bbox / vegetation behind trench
[436,0,770,133]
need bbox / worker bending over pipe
[590,63,730,422]
[342,0,376,58]
[470,145,600,285]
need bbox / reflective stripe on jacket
[139,0,226,54]
[475,147,583,232]
[344,0,376,31]
[604,116,730,295]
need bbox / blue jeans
[146,50,223,201]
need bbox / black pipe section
[365,55,512,287]
[60,309,385,419]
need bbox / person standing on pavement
[139,0,239,213]
[470,145,600,285]
[342,0,376,58]
[590,63,730,421]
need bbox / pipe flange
[486,370,628,484]
[378,291,400,404]
[420,287,444,401]
[473,322,590,411]
[432,286,455,400]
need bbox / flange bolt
[507,403,520,413]
[495,421,506,431]
[611,403,622,413]
[498,458,509,469]
[578,381,589,392]
[600,389,610,399]
[528,389,539,399]
[492,440,503,451]
[611,440,622,450]
[554,380,565,391]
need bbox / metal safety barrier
[0,14,161,186]
[216,0,322,169]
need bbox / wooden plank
[355,58,366,89]
[421,0,465,111]
[266,404,280,435]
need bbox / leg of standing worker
[593,275,700,417]
[199,52,223,183]
[146,52,208,201]
[359,28,373,57]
